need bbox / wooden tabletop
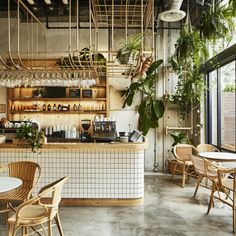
[199,152,236,162]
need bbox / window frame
[204,44,236,153]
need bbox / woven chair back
[197,144,219,152]
[191,155,205,175]
[8,161,41,193]
[174,144,199,161]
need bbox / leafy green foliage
[171,25,207,119]
[121,59,164,135]
[170,132,191,147]
[198,3,235,43]
[116,33,142,64]
[223,84,236,93]
[171,2,235,119]
[15,124,44,153]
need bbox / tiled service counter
[0,142,147,206]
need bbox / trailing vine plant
[170,0,235,119]
[170,22,208,119]
[121,60,164,135]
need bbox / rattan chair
[7,176,68,236]
[172,144,199,187]
[0,161,41,216]
[207,168,236,233]
[191,155,220,198]
[197,144,220,152]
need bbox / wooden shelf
[10,110,107,114]
[11,98,107,101]
[165,126,193,135]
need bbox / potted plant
[116,33,142,64]
[121,59,164,135]
[14,124,45,153]
[198,2,235,43]
[166,131,191,174]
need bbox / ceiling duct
[159,0,186,22]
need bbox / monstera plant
[121,59,164,135]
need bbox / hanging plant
[116,33,142,64]
[170,22,207,119]
[198,2,235,43]
[121,60,164,135]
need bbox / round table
[199,152,236,162]
[0,177,22,194]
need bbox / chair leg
[182,164,186,188]
[48,220,53,236]
[193,175,204,198]
[8,223,18,236]
[8,222,14,236]
[233,192,236,233]
[172,162,177,180]
[55,213,64,236]
[207,182,216,214]
[22,226,28,236]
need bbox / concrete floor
[0,175,233,236]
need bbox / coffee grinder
[81,119,91,142]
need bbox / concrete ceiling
[0,0,212,26]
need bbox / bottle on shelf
[78,104,82,111]
[67,104,70,111]
[73,104,77,111]
[47,104,51,111]
[42,104,46,111]
[53,103,57,112]
[58,104,62,111]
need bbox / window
[205,45,236,152]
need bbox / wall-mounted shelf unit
[165,126,193,135]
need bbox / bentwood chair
[197,144,220,152]
[191,155,219,198]
[172,144,199,187]
[0,161,41,217]
[7,176,68,236]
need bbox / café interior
[0,0,235,235]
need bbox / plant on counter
[121,59,164,135]
[15,124,44,153]
[116,33,142,64]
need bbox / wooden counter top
[0,141,148,150]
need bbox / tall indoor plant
[121,59,164,135]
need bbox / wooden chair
[7,176,68,236]
[207,168,236,233]
[172,144,199,187]
[191,155,219,198]
[0,161,41,216]
[197,144,220,152]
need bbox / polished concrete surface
[0,175,233,236]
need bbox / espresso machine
[92,120,116,142]
[81,119,92,142]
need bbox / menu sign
[82,89,92,98]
